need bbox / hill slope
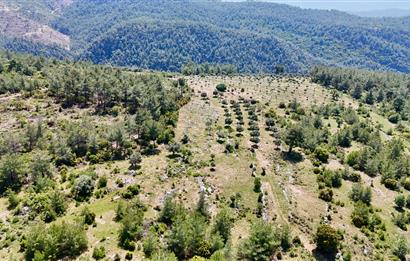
[0,0,71,51]
[81,20,315,73]
[1,52,410,260]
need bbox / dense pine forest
[1,0,410,73]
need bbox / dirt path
[0,92,21,101]
[180,76,325,255]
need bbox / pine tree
[213,208,234,243]
[196,191,210,219]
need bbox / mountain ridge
[352,8,410,18]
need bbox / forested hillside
[1,0,410,73]
[311,67,410,123]
[81,20,311,73]
[2,51,410,260]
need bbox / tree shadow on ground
[394,206,405,213]
[281,151,303,163]
[166,154,180,159]
[143,147,161,156]
[312,249,336,261]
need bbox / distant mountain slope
[0,9,70,49]
[81,20,316,73]
[53,0,410,73]
[0,37,71,59]
[0,0,71,50]
[2,0,73,22]
[352,9,410,18]
[2,0,410,73]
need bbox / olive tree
[314,224,340,255]
[284,125,304,153]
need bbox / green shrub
[395,195,406,209]
[254,178,262,193]
[250,130,260,137]
[265,118,275,127]
[319,188,333,202]
[330,171,342,188]
[315,224,340,254]
[88,154,99,164]
[239,221,284,260]
[250,137,260,144]
[341,169,361,182]
[393,212,409,230]
[317,169,342,188]
[30,150,52,181]
[122,184,140,199]
[384,178,398,191]
[346,151,359,169]
[21,190,67,223]
[314,146,329,163]
[125,252,133,260]
[72,175,95,201]
[6,189,19,210]
[97,176,107,188]
[81,206,96,226]
[213,208,234,244]
[351,202,370,228]
[24,221,88,261]
[403,178,410,191]
[159,197,178,225]
[0,154,25,193]
[32,176,56,193]
[335,128,352,148]
[49,190,68,216]
[225,143,235,153]
[111,105,121,117]
[393,237,409,260]
[168,212,210,259]
[406,195,410,208]
[313,168,322,174]
[388,113,400,124]
[143,230,159,258]
[284,125,304,153]
[150,251,178,261]
[92,246,106,260]
[216,83,227,92]
[349,183,372,205]
[118,201,144,249]
[225,118,233,125]
[210,250,227,261]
